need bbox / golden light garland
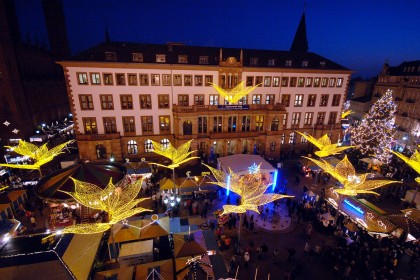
[304,155,400,196]
[42,177,152,241]
[209,81,260,105]
[0,140,75,175]
[297,131,352,157]
[391,148,420,183]
[204,164,293,215]
[150,139,198,170]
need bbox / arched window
[271,117,279,131]
[96,144,107,159]
[270,141,276,151]
[289,132,296,144]
[144,139,153,153]
[281,134,285,144]
[127,140,138,155]
[161,138,170,149]
[183,120,192,135]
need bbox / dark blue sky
[15,0,420,78]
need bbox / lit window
[156,54,166,63]
[77,73,88,85]
[144,140,153,153]
[173,74,182,86]
[90,73,101,85]
[139,74,149,86]
[123,116,135,132]
[151,74,160,86]
[159,116,170,132]
[128,140,138,154]
[264,77,272,87]
[83,117,97,134]
[294,94,303,107]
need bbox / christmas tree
[351,89,396,164]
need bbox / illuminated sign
[218,105,249,110]
[344,199,365,215]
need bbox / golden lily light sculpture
[303,155,399,196]
[391,148,420,183]
[42,177,152,242]
[297,131,352,157]
[209,81,260,105]
[0,139,75,177]
[341,110,353,119]
[150,139,198,170]
[204,163,293,215]
[150,139,199,193]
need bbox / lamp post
[163,191,181,217]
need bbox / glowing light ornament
[209,81,260,105]
[248,162,260,174]
[391,147,420,183]
[42,177,152,241]
[296,131,352,157]
[0,139,75,177]
[341,110,353,119]
[204,163,293,215]
[303,155,400,196]
[150,139,199,170]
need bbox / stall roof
[124,161,151,175]
[0,233,102,280]
[36,162,126,201]
[173,230,207,258]
[325,188,397,234]
[217,154,276,175]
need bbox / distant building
[0,0,70,149]
[374,61,420,151]
[58,12,352,162]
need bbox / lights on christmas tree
[210,81,260,105]
[304,155,400,196]
[296,131,352,157]
[351,89,396,164]
[204,164,293,215]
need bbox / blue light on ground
[272,170,278,191]
[226,174,231,196]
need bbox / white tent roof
[359,157,382,165]
[217,154,276,175]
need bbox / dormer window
[302,60,308,67]
[105,52,117,61]
[178,55,188,63]
[268,59,276,67]
[285,60,292,67]
[132,53,143,62]
[199,56,209,64]
[250,58,258,66]
[320,61,326,67]
[156,54,166,63]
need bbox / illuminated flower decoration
[0,140,75,174]
[150,139,199,170]
[0,185,8,192]
[304,155,399,196]
[204,164,293,215]
[297,131,352,157]
[391,148,420,183]
[43,178,152,240]
[209,81,260,105]
[341,110,353,119]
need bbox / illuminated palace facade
[58,13,352,162]
[374,61,420,151]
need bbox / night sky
[15,0,420,79]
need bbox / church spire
[105,18,110,42]
[290,12,308,53]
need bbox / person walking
[30,215,36,228]
[244,251,250,268]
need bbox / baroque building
[58,13,352,162]
[374,61,420,151]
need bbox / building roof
[386,60,420,76]
[290,12,308,53]
[65,40,350,71]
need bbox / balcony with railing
[173,103,285,113]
